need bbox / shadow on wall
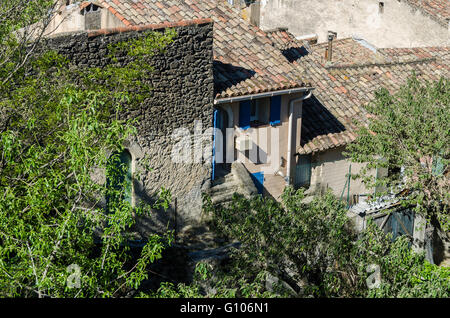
[131,178,175,237]
[300,94,346,147]
[213,61,256,96]
[240,140,269,165]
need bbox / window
[251,99,270,126]
[82,3,102,30]
[106,149,133,207]
[240,97,279,129]
[379,2,384,14]
[250,99,261,123]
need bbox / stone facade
[42,21,215,235]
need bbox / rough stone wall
[260,0,449,47]
[42,22,215,235]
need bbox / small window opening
[250,100,258,122]
[249,99,270,127]
[82,4,102,30]
[81,4,101,15]
[379,2,384,14]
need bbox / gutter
[286,89,314,185]
[214,87,314,105]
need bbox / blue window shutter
[239,100,251,130]
[270,96,281,126]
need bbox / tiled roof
[404,0,450,28]
[378,46,450,63]
[91,0,307,99]
[266,29,450,155]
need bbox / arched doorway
[216,107,228,163]
[106,149,133,208]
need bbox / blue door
[251,172,264,195]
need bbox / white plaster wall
[44,8,85,36]
[44,7,124,36]
[261,0,449,47]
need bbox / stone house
[42,1,448,223]
[42,19,216,236]
[265,28,449,204]
[42,1,320,231]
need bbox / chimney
[249,1,261,27]
[326,31,337,62]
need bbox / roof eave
[214,86,315,105]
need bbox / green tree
[346,75,449,230]
[355,221,449,297]
[187,188,449,298]
[200,189,359,297]
[0,1,177,297]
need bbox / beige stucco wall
[228,93,303,170]
[260,0,449,48]
[308,145,386,202]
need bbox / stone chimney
[326,31,337,62]
[249,1,261,27]
[238,1,261,27]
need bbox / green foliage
[346,75,449,230]
[0,0,58,87]
[142,262,274,298]
[201,188,358,297]
[196,188,449,298]
[0,2,178,297]
[356,222,449,297]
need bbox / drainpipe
[286,89,313,185]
